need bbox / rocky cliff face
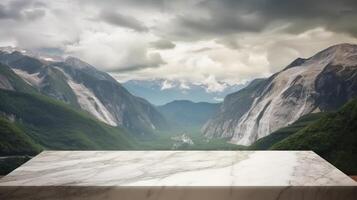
[202,44,357,145]
[0,50,168,135]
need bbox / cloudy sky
[1,0,357,92]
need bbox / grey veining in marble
[0,151,356,200]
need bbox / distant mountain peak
[0,46,63,62]
[0,46,28,54]
[170,99,194,104]
[123,79,247,105]
[64,56,94,70]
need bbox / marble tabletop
[0,151,356,200]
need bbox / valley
[1,2,357,199]
[0,44,356,176]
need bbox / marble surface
[0,151,356,200]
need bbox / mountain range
[0,50,168,135]
[123,79,245,105]
[0,43,356,175]
[202,43,357,145]
[158,100,219,131]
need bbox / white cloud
[0,0,357,92]
[202,75,227,92]
[112,27,357,91]
[160,80,174,90]
[65,29,165,71]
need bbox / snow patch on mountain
[57,67,117,126]
[68,80,117,126]
[0,46,28,54]
[12,69,43,87]
[67,79,117,126]
[123,79,246,105]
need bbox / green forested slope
[249,113,326,150]
[271,99,357,174]
[0,117,41,156]
[0,89,134,150]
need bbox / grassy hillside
[0,117,41,156]
[271,99,357,175]
[0,115,39,175]
[40,66,81,107]
[249,112,325,150]
[0,89,134,150]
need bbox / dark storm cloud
[259,0,357,36]
[107,52,166,72]
[76,0,173,11]
[0,0,46,21]
[160,0,357,40]
[150,39,176,49]
[100,10,148,32]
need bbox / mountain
[0,88,133,150]
[0,59,132,152]
[122,79,245,105]
[202,78,268,138]
[0,85,135,175]
[0,50,168,135]
[270,99,357,175]
[157,100,220,131]
[203,43,357,145]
